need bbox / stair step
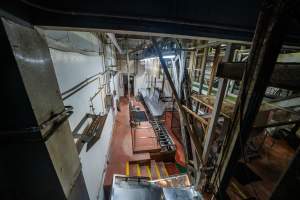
[136,164,141,177]
[150,160,161,180]
[130,163,137,176]
[146,165,152,180]
[126,161,180,181]
[157,162,169,178]
[125,161,130,176]
[140,165,149,178]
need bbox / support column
[0,18,89,200]
[198,44,208,94]
[202,78,228,162]
[196,44,209,113]
[188,42,197,81]
[215,0,295,198]
[202,45,233,163]
[207,46,221,95]
[126,52,131,98]
[160,73,165,98]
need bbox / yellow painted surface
[126,161,129,176]
[154,163,161,179]
[146,166,152,180]
[137,164,141,176]
[162,163,169,177]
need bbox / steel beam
[152,38,203,163]
[207,46,221,95]
[215,0,296,198]
[198,44,208,94]
[202,78,228,162]
[216,62,300,90]
[0,18,89,200]
[202,45,234,163]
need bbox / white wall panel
[50,49,105,132]
[79,110,114,200]
[46,31,117,200]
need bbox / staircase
[125,160,180,180]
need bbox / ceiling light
[140,54,175,61]
[162,55,175,59]
[140,56,157,61]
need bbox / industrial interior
[1,1,300,200]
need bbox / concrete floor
[103,97,186,188]
[104,97,150,187]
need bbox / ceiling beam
[216,62,300,90]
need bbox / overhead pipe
[61,70,108,97]
[106,33,124,54]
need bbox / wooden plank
[216,62,300,90]
[191,95,300,128]
[182,105,209,126]
[202,41,234,164]
[202,78,228,163]
[191,95,233,119]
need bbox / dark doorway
[123,74,128,96]
[123,74,134,97]
[129,75,134,96]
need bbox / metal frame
[215,1,297,198]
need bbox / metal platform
[138,90,176,153]
[111,175,203,200]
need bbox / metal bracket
[0,106,73,143]
[41,106,73,142]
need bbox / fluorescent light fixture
[162,55,175,59]
[140,56,157,61]
[140,54,175,61]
